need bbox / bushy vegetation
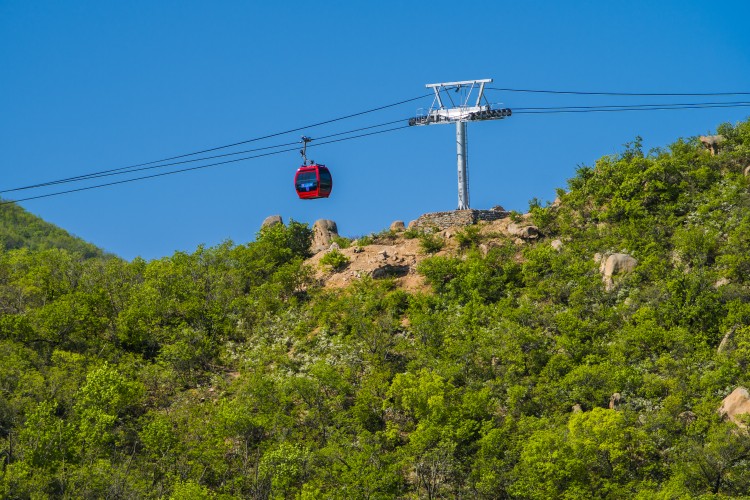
[320,248,350,271]
[2,119,750,497]
[0,200,105,258]
[418,230,445,254]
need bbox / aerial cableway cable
[0,118,408,194]
[488,87,750,97]
[511,101,750,114]
[0,125,411,206]
[4,95,750,205]
[0,94,431,195]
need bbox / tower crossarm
[408,78,511,126]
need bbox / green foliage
[3,119,750,497]
[403,227,420,239]
[331,236,351,249]
[319,249,350,271]
[256,219,313,260]
[455,224,482,250]
[0,199,105,257]
[418,231,445,254]
[508,210,523,222]
[355,234,374,246]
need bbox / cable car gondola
[295,136,332,199]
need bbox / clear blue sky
[1,1,748,260]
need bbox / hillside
[0,200,105,258]
[2,119,750,498]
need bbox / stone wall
[411,209,509,230]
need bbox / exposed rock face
[390,220,406,232]
[600,253,637,291]
[744,165,750,177]
[507,223,540,240]
[699,135,725,156]
[312,219,339,254]
[371,264,410,279]
[719,387,750,427]
[609,393,622,410]
[261,215,283,229]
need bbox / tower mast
[409,79,511,210]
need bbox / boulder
[312,219,339,254]
[407,220,418,230]
[551,239,564,251]
[507,223,540,240]
[744,165,750,177]
[699,135,725,156]
[609,393,622,410]
[371,264,410,279]
[719,387,750,427]
[600,253,638,291]
[390,220,406,232]
[261,215,283,229]
[491,205,506,212]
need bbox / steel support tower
[409,79,511,210]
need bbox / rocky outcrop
[609,393,622,410]
[261,215,283,229]
[371,264,410,279]
[507,223,540,240]
[699,135,725,156]
[600,253,638,291]
[312,219,339,254]
[390,220,406,232]
[719,387,750,427]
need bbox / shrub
[320,249,350,271]
[455,225,481,250]
[332,236,351,249]
[418,232,445,254]
[403,227,420,239]
[356,235,374,246]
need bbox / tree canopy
[2,120,750,498]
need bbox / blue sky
[1,1,749,260]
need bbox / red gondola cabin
[294,164,332,199]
